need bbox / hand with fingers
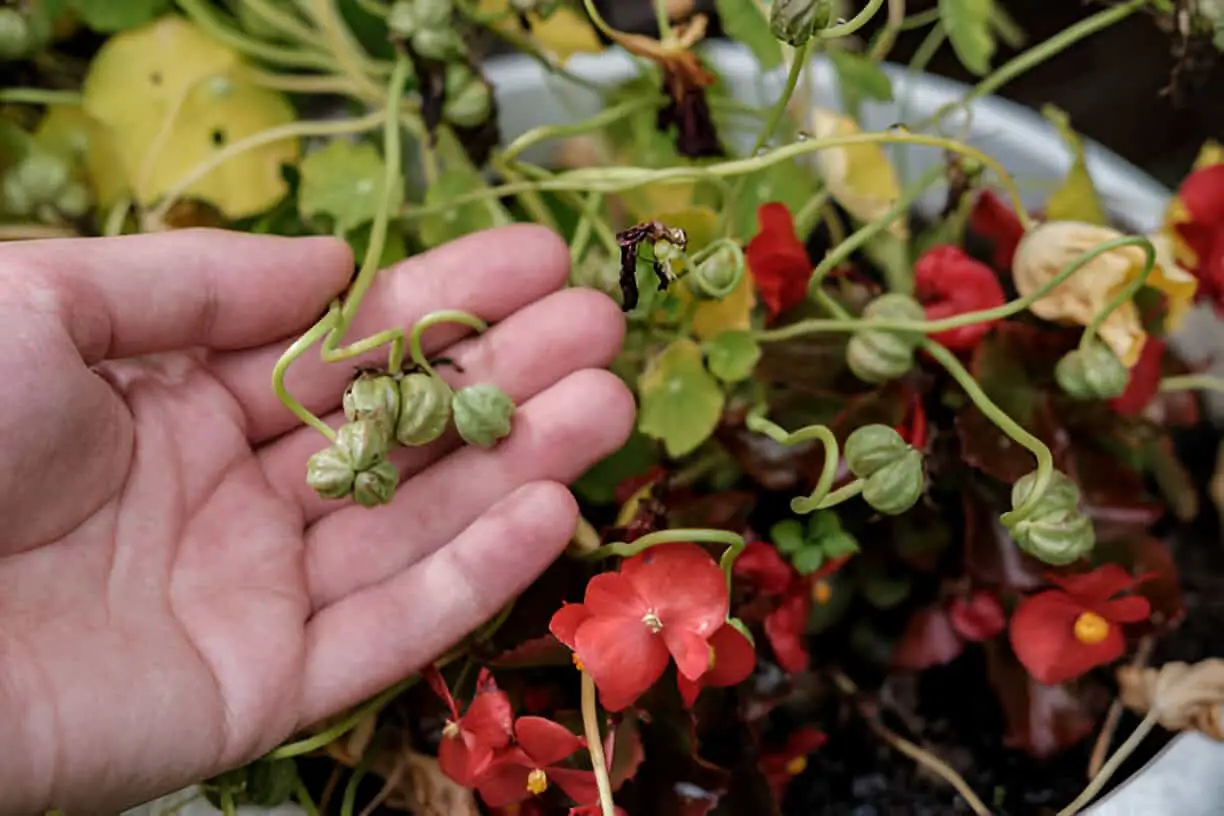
[0,225,634,815]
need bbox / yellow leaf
[476,0,603,62]
[82,15,299,219]
[649,205,720,253]
[32,106,127,212]
[688,270,756,340]
[1042,105,1106,226]
[810,108,907,239]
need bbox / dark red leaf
[963,484,1045,593]
[891,605,965,670]
[984,641,1096,759]
[1108,337,1166,417]
[606,711,646,791]
[488,635,576,669]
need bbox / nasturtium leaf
[1042,104,1107,226]
[829,48,894,103]
[32,106,126,211]
[474,0,603,62]
[706,330,761,383]
[68,0,171,33]
[82,16,299,219]
[729,158,818,240]
[771,519,806,554]
[416,168,497,247]
[714,0,783,71]
[939,0,995,76]
[691,270,757,340]
[638,338,726,458]
[792,546,827,576]
[346,220,408,271]
[299,139,399,234]
[573,430,659,505]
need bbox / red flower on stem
[745,203,813,319]
[1170,164,1224,312]
[759,726,828,802]
[970,189,1026,271]
[425,666,514,786]
[676,621,757,706]
[914,245,1007,352]
[1108,336,1166,416]
[1009,565,1153,685]
[476,717,597,808]
[549,542,743,711]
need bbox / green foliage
[715,0,783,71]
[298,139,398,234]
[706,330,761,383]
[829,48,894,104]
[939,0,995,76]
[67,0,171,33]
[638,339,726,458]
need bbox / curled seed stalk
[407,310,490,378]
[744,409,843,514]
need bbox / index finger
[0,228,353,364]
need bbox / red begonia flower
[676,621,757,706]
[732,540,795,596]
[1171,164,1224,311]
[550,542,729,711]
[970,189,1026,271]
[570,805,630,816]
[746,203,812,319]
[1108,336,1166,417]
[475,716,597,808]
[425,666,514,786]
[914,245,1007,351]
[948,589,1007,642]
[1009,564,1153,685]
[759,726,828,801]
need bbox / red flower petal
[676,623,756,706]
[733,541,797,596]
[583,572,650,619]
[1109,337,1165,416]
[514,716,585,767]
[462,689,515,749]
[574,616,670,711]
[548,768,601,807]
[438,732,491,787]
[476,750,534,807]
[664,627,715,681]
[764,589,811,673]
[621,543,728,638]
[423,664,460,720]
[914,244,1006,351]
[1180,164,1224,225]
[1010,590,1125,685]
[746,202,812,318]
[1045,564,1141,604]
[1098,594,1153,624]
[892,605,965,670]
[948,590,1007,642]
[550,603,593,649]
[970,189,1026,271]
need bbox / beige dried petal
[810,108,908,240]
[1012,220,1147,366]
[386,750,482,816]
[1117,659,1224,740]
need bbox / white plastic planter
[123,40,1224,816]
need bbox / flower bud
[1006,470,1095,565]
[1055,341,1129,401]
[16,152,69,204]
[336,419,387,473]
[412,26,463,61]
[343,372,401,436]
[770,0,832,47]
[846,293,924,384]
[443,63,492,129]
[395,372,454,446]
[844,424,924,515]
[353,460,400,508]
[453,383,515,448]
[306,445,355,500]
[688,246,743,300]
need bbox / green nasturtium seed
[353,461,400,508]
[453,383,516,448]
[846,293,925,384]
[844,424,924,515]
[387,1,417,37]
[769,0,833,47]
[689,246,743,300]
[344,372,402,438]
[306,445,355,500]
[0,8,30,61]
[412,26,463,61]
[1055,341,1129,401]
[1006,470,1095,565]
[443,64,492,129]
[396,372,454,446]
[55,183,92,219]
[336,419,388,473]
[16,152,70,203]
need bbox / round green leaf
[416,167,497,248]
[706,330,761,383]
[939,0,995,76]
[638,338,726,459]
[298,139,399,235]
[770,519,806,555]
[792,546,827,576]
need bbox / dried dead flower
[1117,658,1224,740]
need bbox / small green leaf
[1042,104,1107,226]
[345,221,408,271]
[706,330,761,383]
[68,0,171,33]
[771,519,806,554]
[939,0,995,76]
[821,530,860,559]
[730,157,819,240]
[861,570,912,609]
[792,546,827,576]
[806,509,841,543]
[573,430,659,505]
[416,168,498,248]
[829,49,894,103]
[714,0,784,71]
[298,140,399,235]
[638,338,726,458]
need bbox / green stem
[745,411,841,515]
[295,777,320,816]
[242,0,329,50]
[1160,375,1224,394]
[500,96,662,165]
[273,308,341,440]
[578,528,745,562]
[581,672,617,816]
[1080,239,1156,351]
[923,339,1053,525]
[653,0,673,40]
[220,788,236,816]
[793,188,832,240]
[899,7,941,30]
[1057,710,1159,816]
[491,153,560,233]
[821,0,887,38]
[264,675,419,760]
[0,88,81,106]
[817,478,865,507]
[580,0,620,41]
[177,0,337,71]
[896,22,945,183]
[751,39,814,155]
[408,310,489,378]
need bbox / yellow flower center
[441,720,460,740]
[1073,611,1110,645]
[642,610,664,633]
[812,580,832,605]
[526,768,549,795]
[785,755,808,776]
[572,652,586,672]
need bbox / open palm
[0,226,632,816]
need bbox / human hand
[0,225,633,815]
